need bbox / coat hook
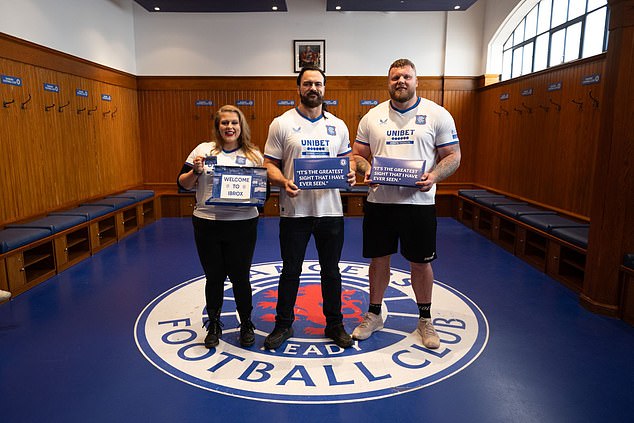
[499,106,509,116]
[3,98,15,108]
[77,106,86,114]
[571,99,583,110]
[521,102,532,113]
[87,106,98,115]
[58,101,70,112]
[111,107,118,118]
[513,107,523,115]
[539,104,550,112]
[45,103,55,112]
[21,94,32,109]
[548,98,561,112]
[102,110,111,117]
[588,90,599,108]
[493,110,501,116]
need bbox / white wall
[132,0,454,76]
[0,0,523,77]
[482,0,531,75]
[445,0,486,76]
[0,0,137,74]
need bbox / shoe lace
[240,320,255,332]
[422,319,437,337]
[203,318,224,333]
[359,313,375,328]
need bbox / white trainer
[0,289,11,301]
[352,312,384,340]
[417,317,440,349]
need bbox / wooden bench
[456,188,589,292]
[0,190,158,296]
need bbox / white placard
[219,174,252,200]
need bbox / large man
[263,66,356,350]
[352,59,461,349]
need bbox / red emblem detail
[257,283,364,335]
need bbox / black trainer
[203,317,223,349]
[264,326,293,349]
[324,323,354,348]
[239,319,256,347]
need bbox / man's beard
[390,86,416,104]
[300,91,323,108]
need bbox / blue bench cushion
[458,189,494,200]
[550,226,590,248]
[494,204,558,218]
[0,228,51,253]
[49,205,113,220]
[81,197,137,209]
[519,214,589,232]
[6,215,86,234]
[111,190,155,201]
[475,196,527,207]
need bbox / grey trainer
[351,312,384,340]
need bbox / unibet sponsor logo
[134,261,488,403]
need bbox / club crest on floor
[134,260,489,403]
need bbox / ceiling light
[336,6,341,10]
[153,6,160,11]
[454,5,461,10]
[272,6,278,10]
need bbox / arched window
[500,0,608,81]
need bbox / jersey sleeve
[264,118,284,161]
[336,122,352,156]
[355,113,371,146]
[435,108,459,147]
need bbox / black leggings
[192,215,258,320]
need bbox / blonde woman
[178,105,263,348]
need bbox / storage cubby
[547,242,586,292]
[457,198,475,228]
[263,194,279,216]
[54,226,91,271]
[517,227,548,271]
[474,208,494,238]
[492,215,517,253]
[117,207,139,239]
[139,198,157,226]
[343,194,365,216]
[90,215,117,253]
[5,240,56,294]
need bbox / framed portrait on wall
[294,40,325,73]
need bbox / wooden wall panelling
[1,42,142,226]
[474,56,604,218]
[442,82,478,183]
[137,76,479,190]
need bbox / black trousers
[275,216,344,328]
[192,215,258,321]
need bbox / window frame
[500,0,609,81]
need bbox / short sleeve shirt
[264,108,352,217]
[185,142,263,220]
[355,97,459,205]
